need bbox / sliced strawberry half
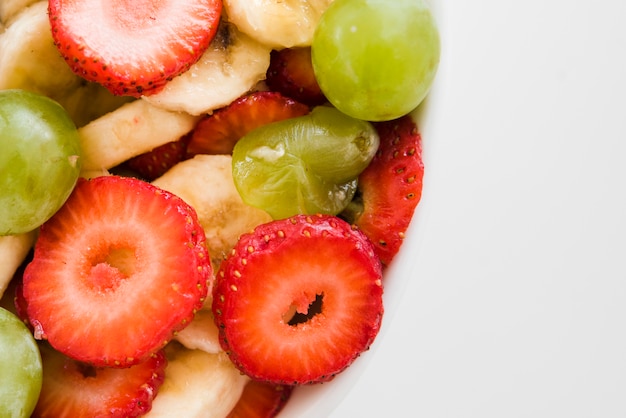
[48,0,222,97]
[343,115,424,266]
[212,214,383,385]
[122,134,191,181]
[226,380,293,418]
[33,342,167,418]
[266,47,327,106]
[22,176,212,368]
[186,91,310,157]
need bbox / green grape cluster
[0,90,82,235]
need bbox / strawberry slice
[122,134,191,181]
[343,115,424,266]
[266,47,327,106]
[33,342,167,418]
[226,380,293,418]
[212,214,383,385]
[22,176,212,368]
[186,91,310,157]
[48,0,222,96]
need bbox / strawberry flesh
[33,342,167,418]
[122,134,191,181]
[22,176,212,368]
[226,380,293,418]
[213,214,383,385]
[343,115,424,266]
[48,0,223,96]
[186,91,310,157]
[266,47,327,106]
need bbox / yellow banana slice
[223,0,334,48]
[152,155,273,270]
[143,22,271,116]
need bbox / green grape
[311,0,440,121]
[0,307,43,417]
[0,89,82,235]
[232,106,379,219]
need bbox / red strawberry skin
[266,47,327,106]
[23,176,212,367]
[123,134,190,181]
[186,91,310,157]
[213,214,383,385]
[33,343,167,418]
[226,380,293,418]
[48,0,222,96]
[351,115,424,266]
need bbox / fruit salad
[0,0,440,416]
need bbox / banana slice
[145,343,248,418]
[174,308,222,355]
[0,1,132,127]
[0,231,37,299]
[142,21,272,116]
[223,0,334,49]
[0,2,79,98]
[152,155,273,270]
[78,99,200,172]
[0,0,38,25]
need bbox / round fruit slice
[22,176,212,368]
[48,0,223,97]
[222,0,334,48]
[212,214,384,384]
[33,344,167,417]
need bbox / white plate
[287,0,626,416]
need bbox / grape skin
[232,106,379,219]
[0,90,82,235]
[0,307,43,417]
[311,0,440,121]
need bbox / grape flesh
[0,307,43,417]
[0,90,82,235]
[232,106,379,219]
[311,0,440,121]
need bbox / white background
[330,0,626,417]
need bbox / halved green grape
[0,307,43,417]
[0,89,82,235]
[311,0,440,121]
[232,106,379,219]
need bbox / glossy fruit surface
[0,89,81,235]
[34,344,166,417]
[341,115,424,266]
[22,176,211,367]
[213,214,384,384]
[186,91,310,157]
[0,307,43,417]
[311,0,440,121]
[48,0,223,96]
[232,106,379,219]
